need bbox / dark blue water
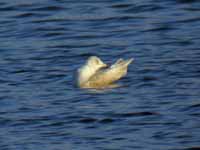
[0,0,200,149]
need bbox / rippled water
[0,0,200,150]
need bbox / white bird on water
[77,56,133,89]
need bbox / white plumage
[77,56,133,88]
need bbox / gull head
[86,56,107,72]
[77,56,107,87]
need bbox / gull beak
[102,63,107,68]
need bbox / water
[0,0,200,149]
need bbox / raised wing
[84,58,133,88]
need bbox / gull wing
[85,58,133,88]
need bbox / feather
[77,56,133,89]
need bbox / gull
[77,56,133,89]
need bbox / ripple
[142,76,158,81]
[31,6,65,11]
[43,32,65,37]
[185,8,200,11]
[112,111,159,118]
[0,117,12,126]
[0,6,17,11]
[14,12,47,18]
[34,27,66,32]
[31,18,66,23]
[182,103,200,111]
[99,118,115,123]
[187,103,200,109]
[110,3,133,9]
[125,4,164,13]
[78,117,97,123]
[142,25,175,33]
[176,0,199,3]
[183,147,200,150]
[176,17,200,24]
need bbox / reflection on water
[0,0,200,150]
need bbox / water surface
[0,0,200,150]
